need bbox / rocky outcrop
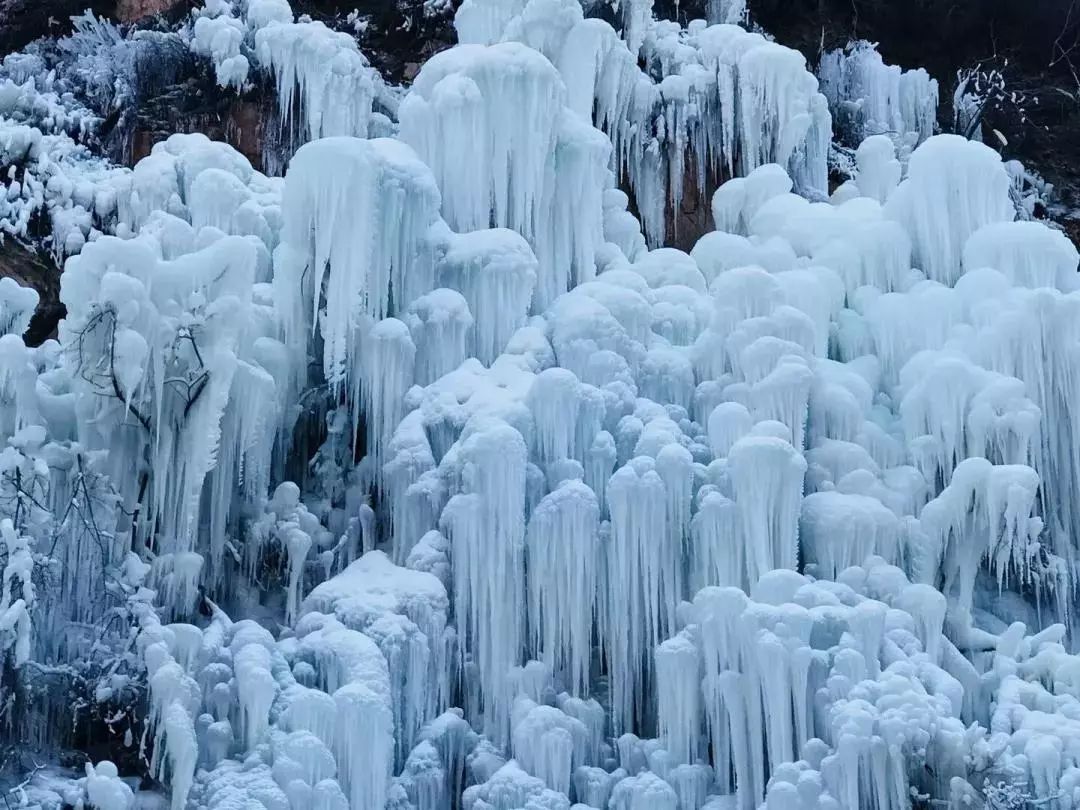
[294,0,457,85]
[0,242,62,346]
[0,0,114,52]
[116,0,188,23]
[131,88,273,168]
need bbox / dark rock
[294,0,458,85]
[0,240,63,346]
[0,0,115,53]
[115,0,189,23]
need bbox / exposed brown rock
[225,99,266,166]
[0,240,63,346]
[0,0,114,54]
[131,91,275,171]
[115,0,187,23]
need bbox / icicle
[610,771,678,810]
[525,480,600,695]
[962,220,1079,291]
[655,629,702,765]
[604,456,671,734]
[358,317,416,489]
[454,0,528,45]
[255,20,378,143]
[406,289,474,385]
[800,491,900,580]
[727,434,806,586]
[401,43,609,311]
[528,368,582,464]
[275,136,440,415]
[436,229,538,366]
[302,551,450,764]
[440,420,528,745]
[511,700,588,795]
[884,135,1013,285]
[738,43,830,195]
[818,41,938,147]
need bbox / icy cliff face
[1,2,1080,810]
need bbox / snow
[84,761,135,810]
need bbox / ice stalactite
[295,614,395,810]
[898,353,1040,487]
[358,318,416,488]
[962,220,1079,291]
[204,358,279,588]
[683,561,972,809]
[435,229,539,366]
[708,0,748,25]
[0,278,39,338]
[401,43,610,313]
[852,135,902,204]
[301,550,452,767]
[604,457,671,734]
[454,0,529,45]
[0,519,33,667]
[441,420,529,745]
[918,457,1042,613]
[511,697,590,796]
[738,44,831,196]
[528,368,584,465]
[190,10,249,91]
[59,230,273,561]
[275,136,441,423]
[818,41,939,148]
[727,435,806,586]
[554,14,831,246]
[255,19,378,144]
[525,480,600,697]
[610,770,678,810]
[619,0,656,56]
[654,630,702,766]
[884,134,1014,286]
[799,491,900,580]
[406,289,474,386]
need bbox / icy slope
[2,2,1080,810]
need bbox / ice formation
[456,1,831,246]
[399,41,610,310]
[819,41,939,149]
[5,2,1080,810]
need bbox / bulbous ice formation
[885,134,1014,285]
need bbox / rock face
[115,0,187,23]
[0,242,62,346]
[294,0,457,85]
[0,0,114,53]
[131,91,273,168]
